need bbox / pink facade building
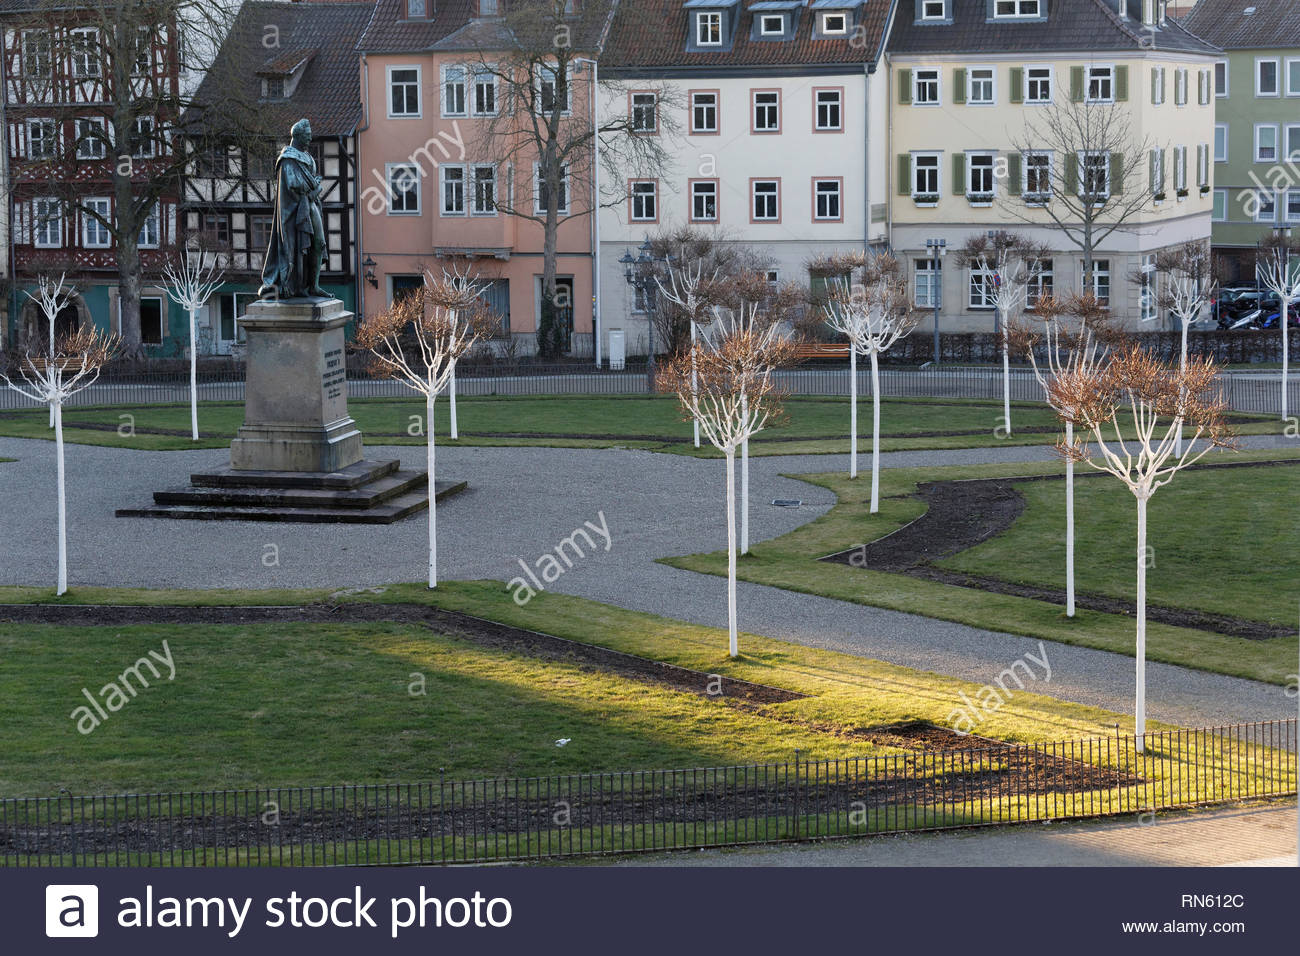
[355,0,597,357]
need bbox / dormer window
[993,0,1040,17]
[696,11,722,45]
[920,0,946,18]
[821,12,848,34]
[759,14,785,35]
[406,0,427,18]
[479,0,501,15]
[262,77,285,100]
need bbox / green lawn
[0,394,1281,455]
[0,581,1146,797]
[662,450,1300,686]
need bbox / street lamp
[925,238,947,365]
[621,237,668,386]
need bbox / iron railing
[1,720,1293,867]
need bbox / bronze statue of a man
[258,118,328,299]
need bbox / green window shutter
[1065,152,1079,194]
[1070,66,1084,102]
[1149,149,1158,194]
[953,68,966,104]
[1115,65,1129,101]
[899,69,912,105]
[1007,152,1022,196]
[1151,67,1159,104]
[1110,152,1124,194]
[898,153,911,196]
[952,152,966,195]
[1010,67,1023,104]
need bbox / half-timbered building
[181,0,368,354]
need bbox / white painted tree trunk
[1065,421,1076,618]
[449,367,458,440]
[869,349,882,514]
[48,322,54,429]
[188,307,199,441]
[849,347,858,479]
[725,447,738,658]
[427,393,438,589]
[691,321,700,448]
[1000,310,1012,436]
[1176,324,1189,457]
[54,400,68,596]
[1134,494,1148,753]
[740,392,749,555]
[1281,307,1289,422]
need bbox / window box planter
[1024,192,1050,206]
[1177,188,1190,199]
[913,193,939,207]
[1153,192,1167,202]
[967,192,994,207]
[1200,185,1211,195]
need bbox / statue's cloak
[259,145,323,297]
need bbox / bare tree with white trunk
[356,270,485,588]
[957,232,1052,437]
[25,273,76,428]
[1010,293,1113,618]
[1050,347,1234,751]
[654,253,718,450]
[659,327,791,657]
[823,253,920,512]
[1255,233,1300,422]
[1136,241,1216,455]
[162,246,224,441]
[2,321,117,595]
[421,266,485,442]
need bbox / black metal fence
[2,720,1293,867]
[1,363,1296,415]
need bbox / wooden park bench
[788,343,851,364]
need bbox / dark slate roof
[186,1,373,138]
[889,0,1220,56]
[358,0,613,54]
[602,0,893,73]
[1182,0,1300,48]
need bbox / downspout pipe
[355,52,370,321]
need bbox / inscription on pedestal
[323,347,345,401]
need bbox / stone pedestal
[229,297,363,473]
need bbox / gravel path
[0,433,1294,730]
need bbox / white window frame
[920,0,947,20]
[386,163,420,215]
[968,66,995,105]
[442,64,468,117]
[1214,123,1228,163]
[1026,258,1054,308]
[1287,188,1300,223]
[690,91,718,133]
[820,12,848,34]
[26,117,57,160]
[1256,57,1280,97]
[1199,67,1212,105]
[759,14,784,36]
[630,180,657,222]
[534,163,569,215]
[472,165,497,216]
[33,198,62,248]
[440,164,466,216]
[1197,143,1209,187]
[472,65,498,116]
[914,258,940,309]
[129,116,155,159]
[751,179,780,221]
[1079,150,1110,197]
[911,151,941,197]
[70,27,99,79]
[138,202,160,248]
[535,63,571,116]
[81,197,111,249]
[1211,188,1227,222]
[1086,65,1114,104]
[1024,150,1052,200]
[1255,123,1279,163]
[1025,66,1052,104]
[752,90,780,131]
[387,65,421,118]
[691,180,718,221]
[1152,66,1165,105]
[1174,67,1187,106]
[1083,259,1111,307]
[993,0,1040,17]
[695,12,722,46]
[631,91,658,133]
[914,68,941,105]
[1150,147,1165,197]
[1288,57,1300,97]
[814,88,842,130]
[967,151,996,200]
[1215,60,1229,97]
[75,116,107,160]
[21,29,50,78]
[1255,188,1278,223]
[1174,145,1187,196]
[813,178,841,220]
[968,264,997,310]
[1285,123,1300,162]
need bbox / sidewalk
[601,803,1298,867]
